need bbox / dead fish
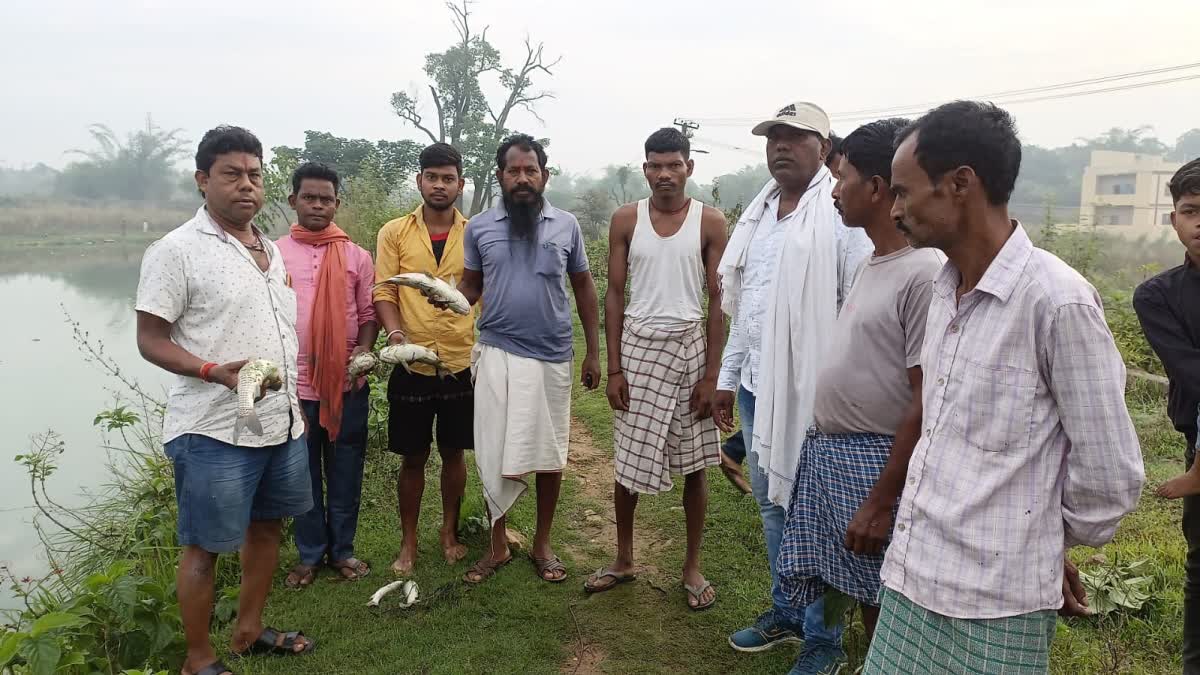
[378,344,453,379]
[234,359,282,443]
[346,351,379,379]
[367,579,419,608]
[374,272,471,316]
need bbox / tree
[1172,129,1200,162]
[1077,126,1169,155]
[573,188,613,241]
[390,1,559,215]
[57,115,190,202]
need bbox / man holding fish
[135,126,314,675]
[421,133,602,585]
[373,142,478,575]
[276,161,379,589]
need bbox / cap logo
[777,104,797,117]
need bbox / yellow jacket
[373,206,475,375]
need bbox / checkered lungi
[864,587,1057,674]
[613,320,720,494]
[778,427,895,607]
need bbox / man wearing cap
[713,102,872,656]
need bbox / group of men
[133,93,1200,675]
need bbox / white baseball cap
[751,101,831,139]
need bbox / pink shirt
[277,235,377,401]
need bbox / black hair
[496,133,548,171]
[644,127,690,159]
[290,162,340,195]
[420,142,463,176]
[1169,158,1200,204]
[828,132,843,160]
[195,125,263,173]
[841,118,911,184]
[894,101,1022,205]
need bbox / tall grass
[0,199,196,236]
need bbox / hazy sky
[4,0,1199,182]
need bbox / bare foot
[441,529,468,564]
[682,567,715,609]
[391,545,416,576]
[1157,471,1200,499]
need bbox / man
[277,162,378,588]
[775,118,942,673]
[135,126,314,675]
[712,101,873,654]
[865,101,1144,673]
[1133,157,1200,670]
[826,132,844,179]
[374,143,476,574]
[583,128,727,609]
[451,133,601,585]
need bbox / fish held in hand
[234,359,283,443]
[379,344,453,379]
[346,351,380,379]
[374,272,471,315]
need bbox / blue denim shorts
[164,433,313,553]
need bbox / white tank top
[625,198,705,330]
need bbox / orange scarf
[289,222,350,439]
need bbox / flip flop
[463,555,513,584]
[233,626,315,657]
[330,558,370,581]
[190,660,234,675]
[583,567,638,593]
[683,580,716,611]
[531,554,568,583]
[284,565,317,590]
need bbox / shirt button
[950,325,960,333]
[908,477,916,486]
[926,428,933,437]
[937,377,945,386]
[897,523,906,532]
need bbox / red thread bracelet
[199,362,217,382]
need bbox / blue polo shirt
[464,200,589,363]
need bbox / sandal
[583,567,637,594]
[330,558,370,581]
[463,554,512,584]
[683,580,716,611]
[284,565,317,590]
[233,626,316,657]
[531,554,568,583]
[190,660,234,675]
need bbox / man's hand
[712,389,735,433]
[387,330,408,346]
[690,376,717,420]
[606,372,630,411]
[845,499,893,556]
[581,353,601,390]
[207,360,248,391]
[351,345,371,358]
[1060,558,1092,617]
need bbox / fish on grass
[367,580,419,608]
[379,344,453,379]
[234,359,283,443]
[374,272,471,315]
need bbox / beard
[503,188,543,241]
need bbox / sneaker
[728,610,804,653]
[787,644,847,675]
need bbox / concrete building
[1080,150,1182,238]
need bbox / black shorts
[387,367,474,455]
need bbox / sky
[3,0,1199,183]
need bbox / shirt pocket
[535,242,565,278]
[948,358,1037,453]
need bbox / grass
[220,321,1191,674]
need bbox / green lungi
[864,587,1057,674]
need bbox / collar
[410,204,468,230]
[193,205,265,242]
[494,198,556,222]
[933,220,1032,302]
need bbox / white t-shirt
[135,207,304,447]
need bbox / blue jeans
[295,385,370,566]
[165,432,312,554]
[739,387,841,647]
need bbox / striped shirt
[879,224,1144,619]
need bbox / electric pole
[673,118,708,154]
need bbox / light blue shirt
[717,189,873,393]
[464,199,589,363]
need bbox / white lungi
[471,343,572,524]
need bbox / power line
[687,62,1200,126]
